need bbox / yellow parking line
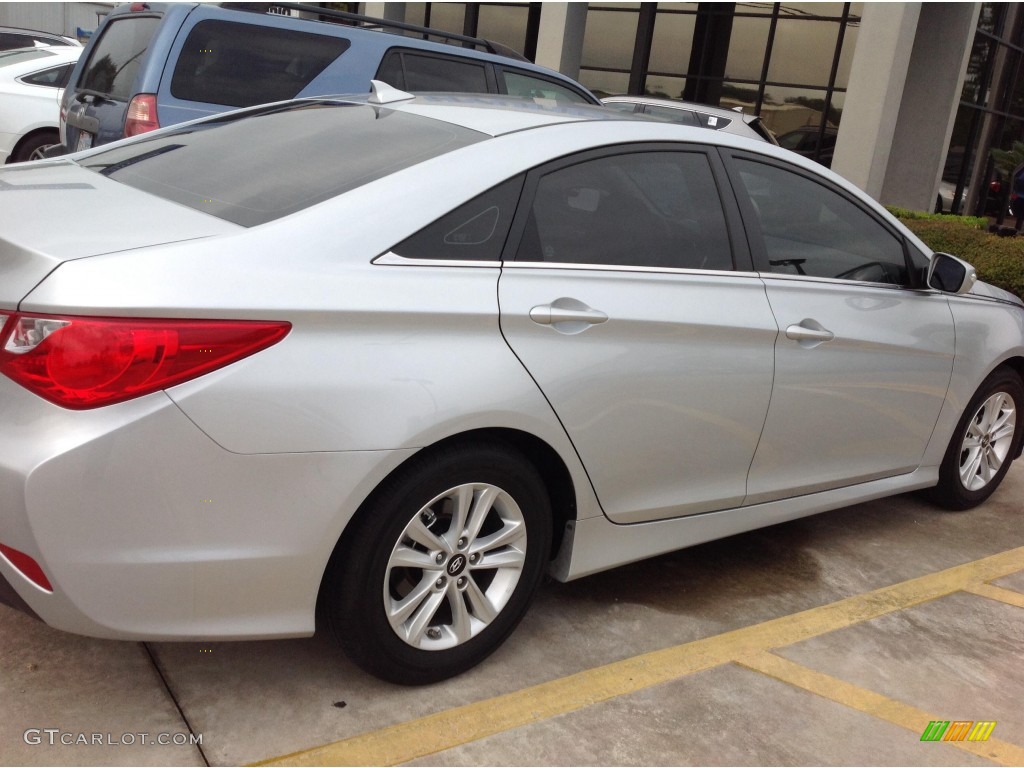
[256,547,1024,767]
[738,651,1024,766]
[963,582,1024,609]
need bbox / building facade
[4,1,1022,216]
[365,2,1022,217]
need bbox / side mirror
[927,252,977,295]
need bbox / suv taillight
[125,93,159,137]
[0,313,290,409]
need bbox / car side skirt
[552,467,938,582]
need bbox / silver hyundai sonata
[1,84,1022,684]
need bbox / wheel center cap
[446,554,467,577]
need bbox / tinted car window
[170,20,350,108]
[21,63,73,87]
[80,16,160,100]
[395,176,525,261]
[501,71,588,104]
[735,159,909,284]
[378,51,488,92]
[79,102,484,227]
[517,151,733,271]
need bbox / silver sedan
[1,85,1022,684]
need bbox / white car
[0,47,82,164]
[1,86,1022,684]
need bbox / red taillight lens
[0,313,290,409]
[991,180,1002,194]
[124,93,159,137]
[0,543,52,591]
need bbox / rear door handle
[529,304,608,326]
[785,320,834,345]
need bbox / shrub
[892,215,1024,299]
[885,206,987,229]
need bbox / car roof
[0,26,81,46]
[602,95,751,121]
[0,46,82,76]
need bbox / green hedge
[887,209,1024,300]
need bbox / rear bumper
[0,375,414,641]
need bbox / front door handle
[529,304,608,326]
[785,320,834,345]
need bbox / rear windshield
[0,48,55,67]
[80,16,160,100]
[77,101,484,227]
[171,20,350,108]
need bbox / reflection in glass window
[736,159,908,285]
[725,17,770,81]
[649,12,695,75]
[478,4,529,54]
[580,70,631,98]
[644,74,687,100]
[766,21,839,85]
[518,151,733,271]
[582,8,639,71]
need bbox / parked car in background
[0,47,81,163]
[0,26,80,51]
[777,125,837,167]
[58,1,596,153]
[602,94,778,144]
[2,88,1022,685]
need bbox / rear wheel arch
[9,128,60,164]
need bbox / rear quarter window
[170,20,350,108]
[80,16,160,99]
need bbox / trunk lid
[0,160,241,310]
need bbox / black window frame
[503,142,752,273]
[375,47,498,93]
[720,149,926,289]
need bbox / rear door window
[500,70,590,104]
[376,50,489,92]
[21,63,74,88]
[170,20,350,107]
[80,16,160,100]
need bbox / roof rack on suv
[227,2,529,61]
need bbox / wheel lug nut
[435,553,445,564]
[469,553,479,564]
[435,577,446,588]
[457,537,467,549]
[457,576,467,588]
[425,627,441,640]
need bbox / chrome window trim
[757,272,914,291]
[505,261,757,278]
[372,252,500,268]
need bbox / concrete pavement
[3,468,1024,766]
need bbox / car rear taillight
[125,94,159,137]
[0,313,290,409]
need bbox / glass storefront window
[767,20,840,86]
[643,74,686,99]
[579,69,631,97]
[582,8,640,71]
[725,17,770,81]
[427,4,465,36]
[779,3,847,19]
[649,11,695,76]
[478,4,530,54]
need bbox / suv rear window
[80,16,160,100]
[170,20,350,108]
[78,101,484,227]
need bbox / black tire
[927,367,1023,510]
[322,441,551,685]
[11,131,59,164]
